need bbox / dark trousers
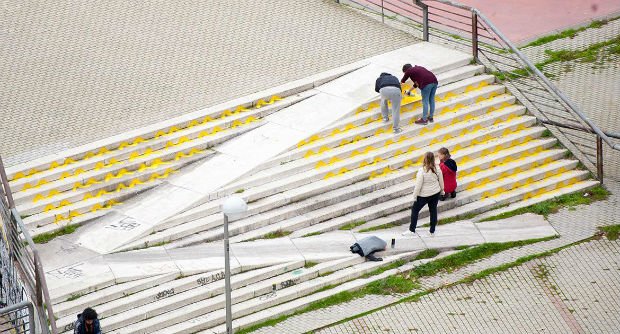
[409,192,440,233]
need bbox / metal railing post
[596,135,604,183]
[27,302,35,334]
[381,0,385,23]
[0,155,16,209]
[471,11,478,61]
[34,251,57,334]
[34,254,44,308]
[414,0,429,41]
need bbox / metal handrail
[0,301,35,334]
[470,8,619,151]
[422,0,618,150]
[339,0,618,182]
[0,155,57,334]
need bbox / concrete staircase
[118,67,596,251]
[24,43,599,334]
[6,87,318,237]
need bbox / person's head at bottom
[82,307,98,330]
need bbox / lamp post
[221,196,248,334]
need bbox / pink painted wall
[457,0,620,43]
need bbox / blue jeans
[420,83,438,120]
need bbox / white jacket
[413,166,444,198]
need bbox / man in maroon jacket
[401,64,438,125]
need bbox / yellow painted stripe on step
[364,117,376,125]
[304,150,316,158]
[269,95,283,104]
[201,115,214,124]
[369,167,393,180]
[187,120,201,128]
[21,179,49,192]
[398,135,410,143]
[403,160,415,169]
[235,106,249,113]
[475,96,487,103]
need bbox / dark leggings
[409,192,440,233]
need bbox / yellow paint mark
[319,146,331,154]
[202,116,214,124]
[235,105,249,113]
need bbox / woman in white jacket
[402,151,444,236]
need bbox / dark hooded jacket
[374,73,401,92]
[73,314,102,334]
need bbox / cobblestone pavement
[251,179,620,333]
[321,237,620,334]
[0,0,418,166]
[520,18,620,180]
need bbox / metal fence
[0,156,57,334]
[0,301,35,334]
[340,0,620,183]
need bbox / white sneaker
[393,128,403,134]
[430,232,435,237]
[383,118,390,124]
[401,230,416,237]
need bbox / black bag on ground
[350,236,387,261]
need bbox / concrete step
[56,261,306,333]
[166,91,517,229]
[222,113,535,209]
[8,94,304,191]
[125,114,541,250]
[233,89,513,192]
[474,179,602,222]
[198,252,457,334]
[288,155,578,238]
[161,126,554,248]
[148,252,418,334]
[353,168,593,233]
[16,150,210,218]
[6,88,316,185]
[99,256,369,334]
[187,100,526,224]
[53,273,177,322]
[266,74,500,169]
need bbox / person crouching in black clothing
[74,307,102,334]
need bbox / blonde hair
[422,152,437,175]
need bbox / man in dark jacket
[401,64,438,125]
[374,72,403,134]
[74,307,102,334]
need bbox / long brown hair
[423,151,437,175]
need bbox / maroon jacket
[401,66,438,90]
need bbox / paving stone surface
[0,0,418,167]
[251,179,620,333]
[321,236,620,334]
